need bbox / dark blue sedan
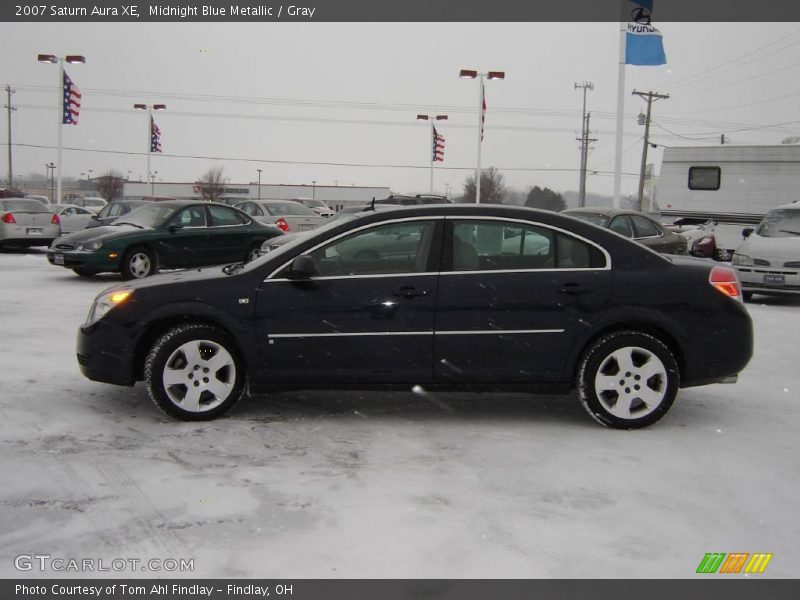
[76,204,752,428]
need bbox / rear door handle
[559,282,594,295]
[394,286,428,299]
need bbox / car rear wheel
[245,244,261,263]
[577,331,679,429]
[121,247,155,279]
[144,324,245,421]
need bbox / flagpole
[613,19,627,210]
[146,108,151,189]
[56,59,64,205]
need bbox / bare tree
[461,167,507,204]
[94,170,126,201]
[195,166,226,202]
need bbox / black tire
[121,246,156,280]
[72,267,95,277]
[144,324,245,421]
[742,291,753,302]
[577,331,680,429]
[245,244,262,263]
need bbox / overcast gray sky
[2,21,800,197]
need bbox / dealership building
[122,181,391,212]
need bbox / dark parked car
[77,204,752,428]
[86,200,152,228]
[48,201,281,278]
[563,208,688,255]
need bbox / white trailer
[657,145,800,258]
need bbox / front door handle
[394,286,428,299]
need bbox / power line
[10,142,642,177]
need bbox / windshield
[111,203,179,228]
[757,208,800,238]
[566,212,609,227]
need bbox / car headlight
[731,253,752,266]
[86,289,132,325]
[77,240,103,252]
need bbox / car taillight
[51,213,61,225]
[709,266,742,301]
[276,217,289,232]
[1,213,16,224]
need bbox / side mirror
[288,255,316,279]
[742,227,754,238]
[168,224,184,233]
[91,214,99,220]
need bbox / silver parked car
[49,204,96,234]
[236,200,325,233]
[0,198,61,248]
[70,196,108,213]
[732,202,800,301]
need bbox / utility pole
[574,82,593,207]
[4,85,16,187]
[633,89,669,212]
[577,112,598,207]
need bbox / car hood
[736,234,800,261]
[55,224,153,244]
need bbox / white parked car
[296,197,335,218]
[71,196,108,213]
[235,200,326,233]
[732,202,800,301]
[49,204,96,234]
[0,198,61,248]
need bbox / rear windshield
[265,202,316,216]
[0,199,50,213]
[566,212,609,227]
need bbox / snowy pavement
[0,249,798,578]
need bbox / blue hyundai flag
[625,0,666,66]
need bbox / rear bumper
[76,321,137,386]
[735,266,800,295]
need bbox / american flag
[480,81,486,142]
[433,125,445,162]
[62,71,81,125]
[150,116,162,153]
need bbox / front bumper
[47,249,120,272]
[76,320,137,386]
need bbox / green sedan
[47,200,283,279]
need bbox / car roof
[563,208,642,217]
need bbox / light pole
[416,114,448,194]
[133,102,166,194]
[311,180,316,200]
[150,170,157,195]
[257,168,262,199]
[38,53,85,204]
[459,69,504,204]
[46,162,56,203]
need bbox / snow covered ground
[0,249,798,579]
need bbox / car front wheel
[144,324,246,421]
[577,331,679,429]
[121,247,156,279]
